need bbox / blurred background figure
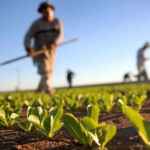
[66,69,75,88]
[136,42,150,82]
[123,72,132,82]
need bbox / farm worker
[24,1,64,95]
[123,72,132,82]
[137,42,150,81]
[66,70,75,88]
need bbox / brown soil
[1,101,150,150]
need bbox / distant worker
[123,72,132,82]
[137,42,150,82]
[66,70,75,88]
[24,1,64,95]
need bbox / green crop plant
[27,100,64,138]
[119,99,150,147]
[64,113,116,150]
[0,107,19,127]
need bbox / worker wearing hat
[24,1,64,95]
[38,1,55,13]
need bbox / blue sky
[1,0,150,91]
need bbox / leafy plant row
[0,84,150,149]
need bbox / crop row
[0,84,150,149]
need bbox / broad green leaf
[134,95,146,110]
[51,102,63,136]
[97,123,117,150]
[64,113,93,145]
[0,108,8,126]
[28,114,41,127]
[81,117,99,131]
[42,102,63,138]
[0,108,6,122]
[99,94,114,113]
[87,103,100,123]
[119,99,150,146]
[42,115,51,135]
[17,120,33,132]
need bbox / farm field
[0,83,150,150]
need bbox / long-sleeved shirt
[24,17,64,51]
